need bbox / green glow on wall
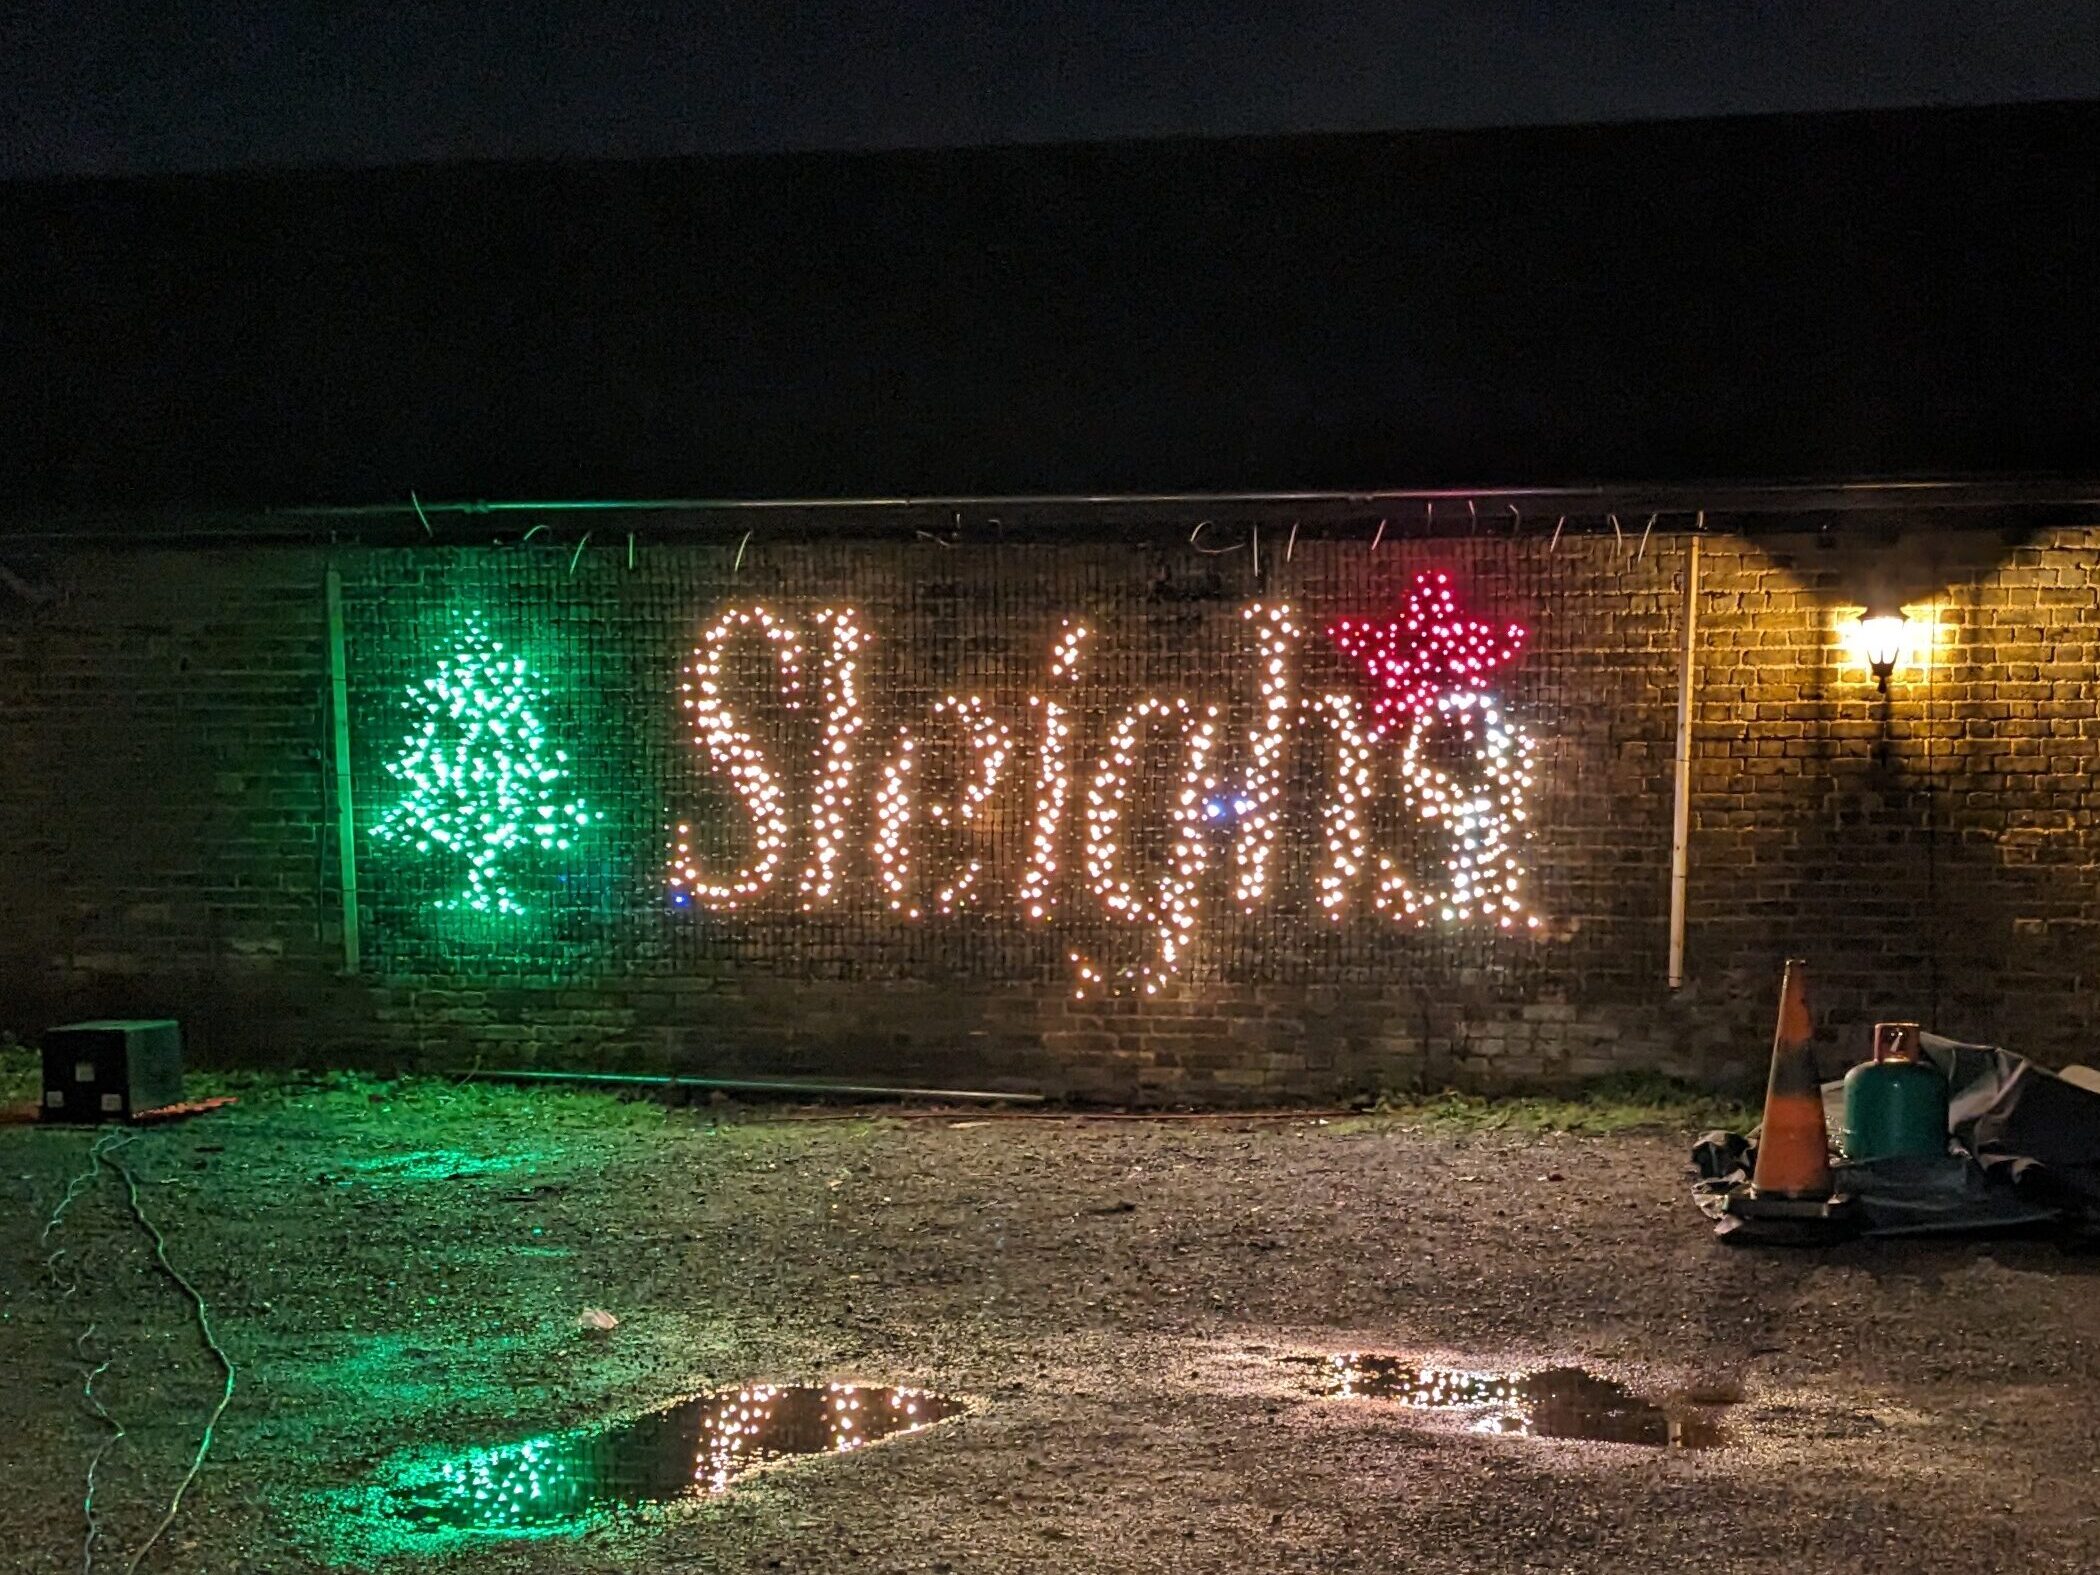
[371,610,599,915]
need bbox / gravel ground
[2,1079,2096,1573]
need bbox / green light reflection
[315,1382,964,1553]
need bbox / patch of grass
[237,1070,684,1134]
[0,1050,890,1142]
[1368,1073,1758,1136]
[0,1039,36,1102]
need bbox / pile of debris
[1693,961,2100,1244]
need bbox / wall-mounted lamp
[1855,613,1909,694]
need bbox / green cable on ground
[42,1130,135,1575]
[100,1140,239,1575]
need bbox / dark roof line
[6,476,2097,546]
[270,475,2100,516]
[15,95,2099,192]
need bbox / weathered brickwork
[0,522,2093,1102]
[1687,529,2100,1067]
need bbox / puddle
[1298,1356,1727,1449]
[360,1383,965,1541]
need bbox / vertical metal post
[325,565,361,973]
[1922,595,1939,1028]
[1667,533,1700,989]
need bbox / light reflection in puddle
[1301,1355,1727,1449]
[367,1382,965,1539]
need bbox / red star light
[1328,571,1528,739]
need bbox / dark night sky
[4,1,2098,179]
[4,7,2097,506]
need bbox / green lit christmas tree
[372,612,597,915]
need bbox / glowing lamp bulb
[1855,613,1908,693]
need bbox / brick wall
[0,520,2093,1103]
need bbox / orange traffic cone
[1720,958,1856,1240]
[1749,958,1833,1200]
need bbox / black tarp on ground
[1694,1034,2100,1240]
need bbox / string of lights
[371,609,599,915]
[355,544,1578,987]
[1074,695,1220,997]
[1310,692,1372,916]
[1379,692,1537,929]
[798,608,865,907]
[1231,603,1299,907]
[1020,620,1089,919]
[670,606,804,909]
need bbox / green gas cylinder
[1841,1021,1949,1162]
